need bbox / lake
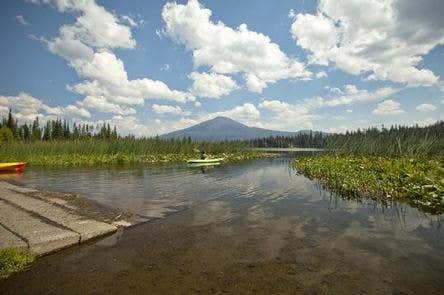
[1,157,443,294]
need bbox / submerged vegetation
[292,121,444,214]
[0,248,35,279]
[0,110,268,166]
[295,156,444,214]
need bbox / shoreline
[294,155,444,215]
[2,151,275,167]
[0,181,145,258]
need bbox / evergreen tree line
[248,121,443,156]
[0,110,118,142]
[248,131,326,148]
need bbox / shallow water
[2,158,443,294]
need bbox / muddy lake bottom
[1,158,443,294]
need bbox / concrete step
[0,181,38,194]
[0,224,27,249]
[0,188,116,243]
[0,200,79,255]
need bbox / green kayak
[187,158,223,164]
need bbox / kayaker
[200,150,210,160]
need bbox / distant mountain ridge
[161,116,310,141]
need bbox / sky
[0,0,443,136]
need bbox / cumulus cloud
[0,92,90,122]
[291,0,443,86]
[152,104,187,115]
[373,99,404,115]
[36,0,136,51]
[103,115,150,137]
[16,15,29,26]
[32,0,193,119]
[162,0,311,93]
[315,71,327,79]
[69,51,194,106]
[188,72,238,98]
[121,14,143,28]
[416,103,437,112]
[78,95,136,115]
[207,103,260,126]
[259,99,315,130]
[257,84,398,130]
[414,117,442,126]
[320,84,398,107]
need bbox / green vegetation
[0,138,268,166]
[0,110,269,166]
[292,122,444,214]
[250,121,443,156]
[325,121,443,157]
[295,156,444,214]
[0,126,14,143]
[0,248,35,279]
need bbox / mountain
[161,116,304,141]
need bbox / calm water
[2,157,443,294]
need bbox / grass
[0,248,35,279]
[0,139,271,166]
[294,155,444,214]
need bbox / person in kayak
[200,149,210,160]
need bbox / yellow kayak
[0,162,27,172]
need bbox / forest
[249,121,443,157]
[1,109,443,158]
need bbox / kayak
[0,162,27,172]
[187,158,223,164]
[187,162,221,168]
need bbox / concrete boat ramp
[0,181,138,256]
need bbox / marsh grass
[0,248,35,279]
[325,121,443,157]
[294,155,444,214]
[0,138,268,166]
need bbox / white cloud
[372,99,404,115]
[291,0,444,86]
[78,96,136,115]
[315,71,327,78]
[328,126,349,134]
[321,85,398,107]
[162,0,311,93]
[160,64,170,71]
[121,15,143,28]
[33,0,193,117]
[69,51,195,105]
[259,99,315,130]
[257,84,399,130]
[16,15,29,26]
[37,0,136,52]
[416,103,437,112]
[63,104,91,118]
[211,103,260,126]
[105,115,150,137]
[152,104,186,115]
[0,92,90,122]
[189,72,238,98]
[414,117,441,126]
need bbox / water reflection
[3,157,443,294]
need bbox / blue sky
[1,0,443,135]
